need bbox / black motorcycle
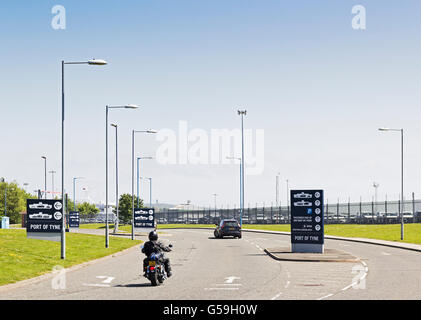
[143,244,172,286]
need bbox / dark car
[214,219,242,239]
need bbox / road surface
[1,228,421,300]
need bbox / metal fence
[153,199,421,225]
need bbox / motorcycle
[143,244,172,286]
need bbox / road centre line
[82,283,110,287]
[205,287,239,291]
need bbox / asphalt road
[1,228,421,300]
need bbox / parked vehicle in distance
[214,219,242,239]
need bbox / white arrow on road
[224,276,241,284]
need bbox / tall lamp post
[72,177,84,211]
[49,171,56,199]
[379,127,404,240]
[286,179,290,220]
[137,156,154,208]
[131,129,157,240]
[276,172,280,207]
[105,105,139,247]
[2,178,6,216]
[110,123,120,233]
[373,182,379,216]
[141,177,153,208]
[41,156,47,199]
[237,110,246,227]
[61,58,107,259]
[226,156,242,221]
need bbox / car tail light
[150,267,155,271]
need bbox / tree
[115,193,143,224]
[77,202,100,218]
[0,179,35,224]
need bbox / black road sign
[69,211,80,228]
[290,190,324,245]
[26,199,63,233]
[134,208,155,228]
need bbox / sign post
[134,208,155,234]
[69,211,80,229]
[26,199,63,242]
[290,190,324,253]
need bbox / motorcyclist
[142,230,172,277]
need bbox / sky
[1,0,421,208]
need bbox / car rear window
[224,221,238,227]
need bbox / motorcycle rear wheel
[150,273,159,286]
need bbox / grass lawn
[243,224,421,245]
[0,229,142,286]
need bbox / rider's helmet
[148,230,158,241]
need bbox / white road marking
[224,276,241,284]
[214,284,242,286]
[205,287,239,291]
[82,283,110,287]
[317,293,334,300]
[284,281,290,289]
[96,276,115,284]
[271,292,283,300]
[381,252,391,256]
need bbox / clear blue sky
[1,1,421,207]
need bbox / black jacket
[142,240,171,257]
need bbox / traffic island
[264,247,359,263]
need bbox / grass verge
[243,224,421,245]
[0,229,141,286]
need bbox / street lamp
[286,179,290,220]
[237,110,246,227]
[72,177,85,211]
[2,178,6,216]
[276,172,280,207]
[226,156,242,221]
[41,156,47,199]
[110,123,120,233]
[131,129,157,240]
[213,193,218,210]
[49,171,56,199]
[373,182,379,216]
[137,156,154,208]
[141,177,153,208]
[61,58,107,259]
[378,127,404,240]
[105,105,139,247]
